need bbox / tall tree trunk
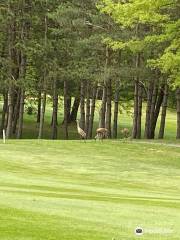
[64,80,68,139]
[88,83,97,139]
[132,54,141,139]
[16,89,25,139]
[6,8,16,139]
[6,87,14,139]
[51,79,58,139]
[62,96,71,124]
[176,88,180,139]
[85,81,90,137]
[99,85,107,128]
[0,92,8,133]
[100,46,111,128]
[69,96,80,122]
[17,0,30,138]
[12,89,20,134]
[151,85,164,137]
[136,83,143,139]
[105,78,112,138]
[158,84,168,139]
[37,90,41,123]
[67,96,71,123]
[38,91,46,139]
[132,79,139,138]
[144,80,153,138]
[113,80,120,138]
[149,81,159,138]
[80,80,85,130]
[38,11,47,139]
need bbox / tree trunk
[150,81,159,138]
[144,80,153,138]
[6,87,14,139]
[10,0,28,139]
[105,78,112,138]
[158,84,168,139]
[62,96,71,124]
[6,9,16,139]
[38,91,46,139]
[176,88,180,139]
[88,83,97,139]
[100,47,110,128]
[69,96,80,122]
[67,97,71,123]
[51,78,58,139]
[113,79,120,138]
[136,83,143,139]
[16,90,25,139]
[0,92,8,133]
[99,85,107,128]
[85,81,90,137]
[64,80,68,139]
[132,80,139,138]
[37,91,41,123]
[132,54,141,139]
[38,10,47,139]
[12,89,20,134]
[151,85,164,137]
[80,80,85,130]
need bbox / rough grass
[0,140,180,239]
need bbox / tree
[99,0,179,139]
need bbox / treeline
[0,0,179,140]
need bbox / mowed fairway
[0,140,180,240]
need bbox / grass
[0,100,179,239]
[0,139,180,239]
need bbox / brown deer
[121,128,129,138]
[95,128,108,141]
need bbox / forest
[0,0,179,140]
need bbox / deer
[121,128,130,138]
[95,128,108,141]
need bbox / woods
[0,0,179,140]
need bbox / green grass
[0,140,180,239]
[0,100,179,239]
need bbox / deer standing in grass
[76,120,86,141]
[95,128,108,141]
[121,128,129,138]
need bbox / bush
[25,104,36,115]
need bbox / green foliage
[99,0,180,85]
